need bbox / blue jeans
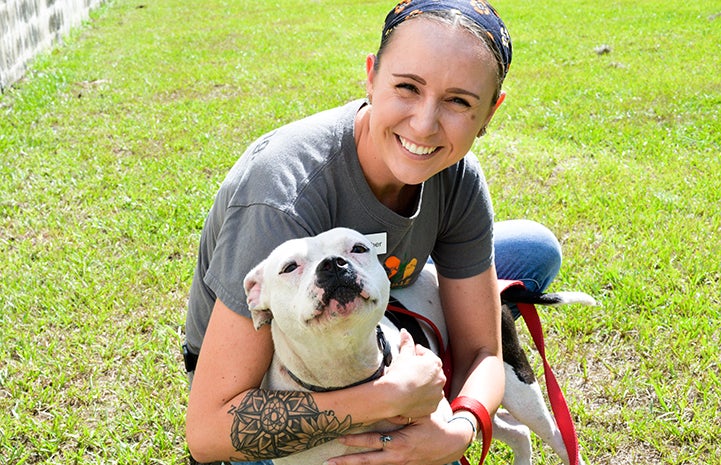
[494,219,562,293]
[494,219,562,319]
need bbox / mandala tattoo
[228,389,362,459]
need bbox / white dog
[244,227,593,465]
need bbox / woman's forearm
[226,389,364,460]
[187,374,414,462]
[438,270,504,413]
[451,350,505,415]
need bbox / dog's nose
[316,256,362,306]
[317,256,348,274]
[316,256,353,287]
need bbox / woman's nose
[409,99,440,136]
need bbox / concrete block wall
[0,0,106,91]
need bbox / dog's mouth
[323,281,364,305]
[308,283,374,323]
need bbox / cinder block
[0,0,106,91]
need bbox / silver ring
[379,434,392,447]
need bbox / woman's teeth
[399,136,438,155]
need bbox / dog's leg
[502,362,576,465]
[492,408,532,465]
[500,305,583,465]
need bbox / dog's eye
[280,262,299,274]
[351,243,370,254]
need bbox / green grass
[1,0,719,463]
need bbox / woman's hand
[378,329,447,419]
[325,410,473,465]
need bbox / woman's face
[363,17,503,188]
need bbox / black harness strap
[385,297,431,350]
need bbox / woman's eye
[280,262,299,274]
[449,97,471,108]
[351,243,370,254]
[396,82,419,93]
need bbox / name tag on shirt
[365,232,387,255]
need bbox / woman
[185,1,562,464]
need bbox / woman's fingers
[325,431,403,465]
[397,328,415,355]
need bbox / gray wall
[1,0,106,91]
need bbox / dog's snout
[316,256,363,306]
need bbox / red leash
[499,279,581,465]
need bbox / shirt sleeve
[204,203,311,318]
[430,155,495,279]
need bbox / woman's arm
[439,265,504,411]
[186,299,446,463]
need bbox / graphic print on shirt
[384,255,419,288]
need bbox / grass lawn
[1,0,719,463]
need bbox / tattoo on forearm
[228,389,362,459]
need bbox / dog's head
[243,228,390,334]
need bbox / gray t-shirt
[185,99,494,353]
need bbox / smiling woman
[184,1,563,464]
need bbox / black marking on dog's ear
[501,305,536,385]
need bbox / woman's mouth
[398,135,439,156]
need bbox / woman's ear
[365,54,377,102]
[494,91,506,111]
[477,91,506,137]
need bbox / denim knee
[493,219,562,293]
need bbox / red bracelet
[450,396,493,465]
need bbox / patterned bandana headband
[382,0,512,78]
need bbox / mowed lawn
[1,0,719,464]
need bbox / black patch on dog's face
[315,256,363,306]
[501,305,536,385]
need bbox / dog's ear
[244,262,273,330]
